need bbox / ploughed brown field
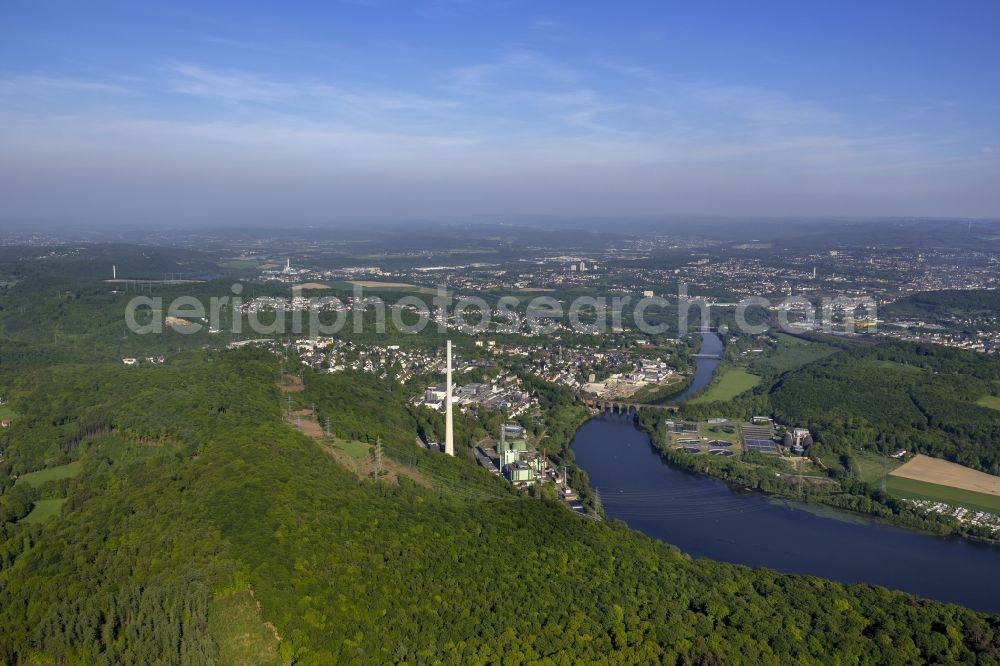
[890,454,1000,497]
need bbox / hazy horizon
[2,1,999,223]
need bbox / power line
[373,437,383,481]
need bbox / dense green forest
[883,289,1000,322]
[769,342,1000,474]
[673,334,1000,475]
[636,334,1000,539]
[3,251,1000,662]
[2,350,999,663]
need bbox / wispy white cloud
[169,64,295,101]
[0,75,138,96]
[447,49,581,92]
[528,17,572,41]
[682,82,841,130]
[2,45,997,220]
[0,54,964,170]
[2,104,997,221]
[591,58,660,83]
[167,63,460,119]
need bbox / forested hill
[768,341,1000,474]
[0,244,222,281]
[1,349,999,664]
[883,289,1000,321]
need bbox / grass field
[688,368,761,404]
[329,438,371,461]
[346,280,437,294]
[886,476,1000,514]
[976,395,1000,411]
[0,405,18,421]
[853,454,903,484]
[16,461,83,487]
[817,451,902,484]
[747,333,837,375]
[869,359,925,373]
[208,590,283,666]
[891,454,1000,496]
[219,259,260,270]
[318,438,373,477]
[21,498,65,524]
[702,423,741,443]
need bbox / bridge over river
[568,333,1000,611]
[577,331,725,415]
[579,397,679,414]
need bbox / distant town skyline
[2,0,999,223]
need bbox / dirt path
[277,376,304,394]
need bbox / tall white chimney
[445,340,454,456]
[113,264,116,279]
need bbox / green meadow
[328,438,372,461]
[852,453,903,484]
[21,498,66,524]
[689,368,761,404]
[976,394,1000,411]
[887,475,1000,514]
[15,461,83,487]
[747,333,837,375]
[207,590,282,666]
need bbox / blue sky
[1,0,998,223]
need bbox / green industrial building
[498,424,541,484]
[508,460,535,483]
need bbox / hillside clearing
[21,498,65,524]
[16,461,83,487]
[286,404,433,488]
[976,395,1000,411]
[207,589,283,666]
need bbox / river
[665,330,724,401]
[571,333,1000,612]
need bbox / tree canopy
[1,349,998,664]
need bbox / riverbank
[569,329,1000,541]
[637,332,1000,542]
[639,422,991,540]
[569,413,1000,612]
